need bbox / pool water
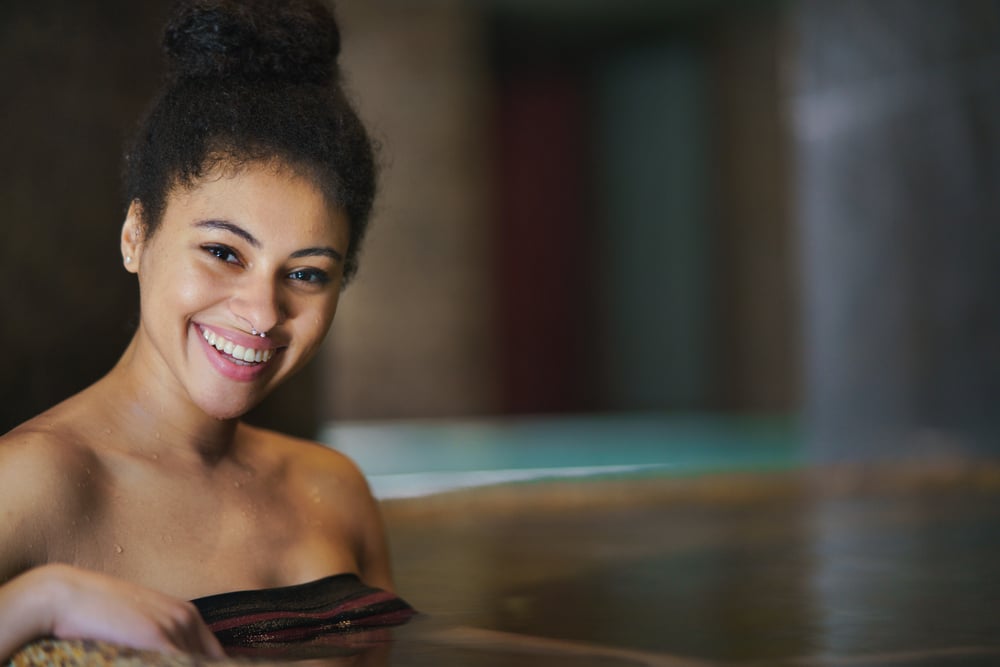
[319,415,1000,666]
[381,468,1000,666]
[322,414,800,499]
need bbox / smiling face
[121,161,349,420]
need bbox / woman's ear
[121,201,145,274]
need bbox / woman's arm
[0,433,224,660]
[288,434,396,593]
[0,567,49,659]
[0,564,225,661]
[335,455,395,593]
[358,487,395,593]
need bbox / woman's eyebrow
[291,246,343,262]
[195,220,260,248]
[195,219,343,262]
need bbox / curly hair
[123,0,376,282]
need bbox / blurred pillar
[320,0,499,421]
[595,44,714,411]
[791,0,1000,460]
[494,72,594,414]
[710,9,798,413]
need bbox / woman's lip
[196,323,281,350]
[194,323,283,383]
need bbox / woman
[0,0,411,658]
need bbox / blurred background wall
[792,0,1000,461]
[1,0,997,460]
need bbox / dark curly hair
[123,0,375,282]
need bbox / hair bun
[163,0,341,84]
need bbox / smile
[201,328,275,364]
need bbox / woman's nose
[229,275,285,334]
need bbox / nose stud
[250,327,267,338]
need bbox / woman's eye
[204,244,240,264]
[289,268,330,285]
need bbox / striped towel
[192,573,416,648]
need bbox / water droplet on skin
[114,544,123,554]
[234,480,241,488]
[151,453,159,460]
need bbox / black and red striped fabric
[191,573,416,648]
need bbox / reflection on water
[811,489,1000,659]
[383,468,1000,665]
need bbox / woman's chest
[50,471,361,599]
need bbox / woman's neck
[96,335,242,466]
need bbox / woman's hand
[1,564,225,660]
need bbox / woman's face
[122,162,350,420]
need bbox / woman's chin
[195,393,265,422]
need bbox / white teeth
[200,327,274,365]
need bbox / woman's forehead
[160,162,348,241]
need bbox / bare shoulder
[236,424,393,588]
[237,423,374,500]
[0,417,103,581]
[0,418,101,501]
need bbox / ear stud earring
[125,256,132,264]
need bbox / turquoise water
[321,413,801,498]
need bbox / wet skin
[0,162,394,655]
